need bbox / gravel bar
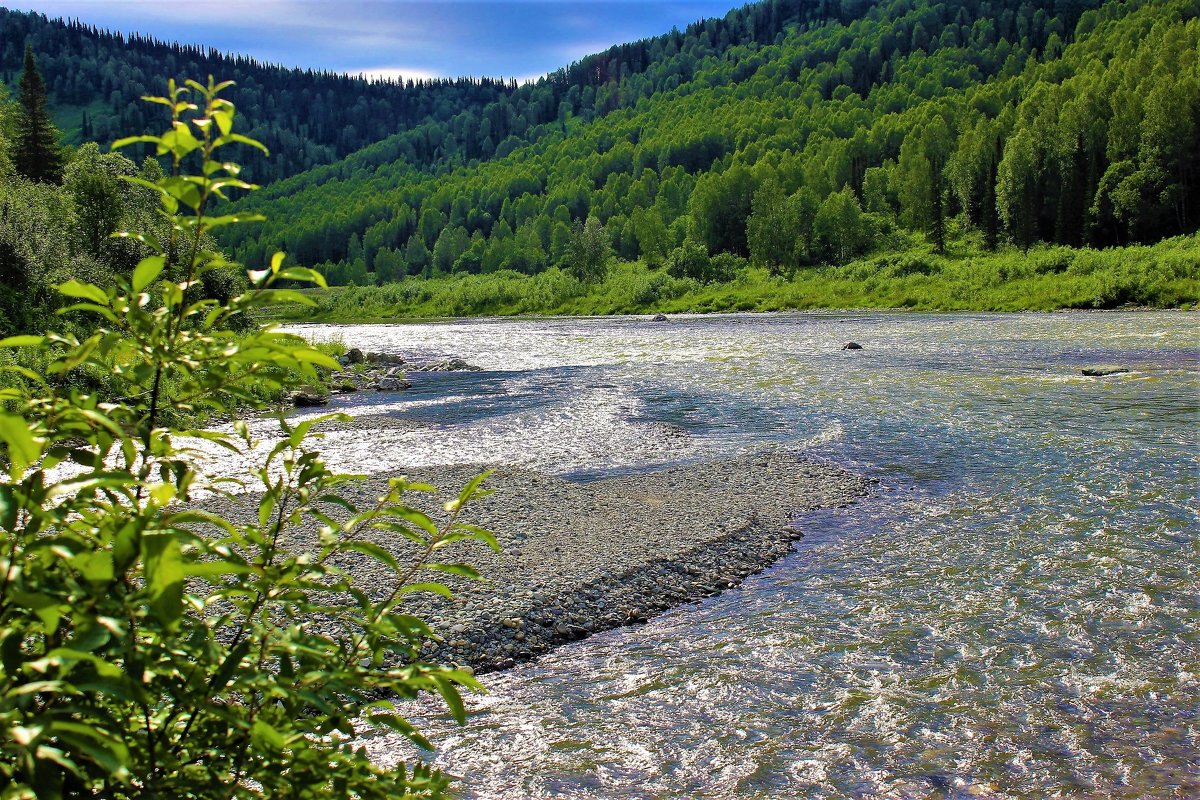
[201,450,870,674]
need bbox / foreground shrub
[0,78,493,798]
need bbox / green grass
[290,236,1200,322]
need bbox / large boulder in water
[292,387,330,406]
[376,375,412,391]
[1082,365,1129,377]
[417,358,480,372]
[841,341,863,350]
[651,314,669,322]
[376,367,412,391]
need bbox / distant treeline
[2,0,900,184]
[219,0,1198,288]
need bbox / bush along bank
[293,236,1200,322]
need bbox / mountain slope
[3,1,872,185]
[222,0,1197,287]
[0,7,522,182]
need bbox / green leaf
[227,132,269,154]
[211,640,253,691]
[0,414,41,476]
[251,719,286,752]
[141,532,184,628]
[395,582,453,599]
[434,678,468,725]
[366,714,433,750]
[56,280,108,305]
[451,523,501,553]
[0,335,44,348]
[341,541,401,572]
[57,302,119,324]
[75,551,114,586]
[290,348,343,371]
[48,721,130,779]
[111,134,160,150]
[131,255,165,292]
[455,471,494,507]
[10,591,65,634]
[0,484,16,530]
[426,563,482,580]
[45,648,124,679]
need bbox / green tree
[746,175,800,274]
[665,238,714,281]
[948,117,1003,250]
[812,187,868,263]
[563,217,612,283]
[997,128,1041,251]
[431,225,469,273]
[898,117,952,252]
[0,78,492,798]
[631,207,669,267]
[404,234,431,276]
[0,83,16,179]
[65,143,137,259]
[689,163,755,255]
[14,44,65,184]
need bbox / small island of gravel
[203,451,869,674]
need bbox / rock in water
[842,341,863,350]
[346,347,365,364]
[292,388,330,406]
[651,313,669,322]
[376,369,412,390]
[1082,365,1129,377]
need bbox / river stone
[842,341,864,350]
[367,352,406,366]
[1082,365,1128,377]
[292,387,330,406]
[376,375,411,391]
[416,358,480,372]
[651,313,669,322]
[346,347,366,364]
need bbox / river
[287,311,1198,800]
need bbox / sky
[11,1,739,83]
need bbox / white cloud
[353,65,445,82]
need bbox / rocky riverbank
[203,450,869,675]
[291,349,482,406]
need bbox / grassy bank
[296,237,1200,322]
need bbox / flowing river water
[287,311,1198,800]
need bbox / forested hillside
[1,0,1196,325]
[219,0,1200,296]
[1,1,865,184]
[0,7,521,182]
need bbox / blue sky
[12,1,739,82]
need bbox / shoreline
[201,451,871,675]
[274,304,1198,327]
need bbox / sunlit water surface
[287,312,1199,799]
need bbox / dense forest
[215,0,1200,295]
[0,7,521,182]
[0,1,872,184]
[0,0,1197,330]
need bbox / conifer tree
[15,44,64,184]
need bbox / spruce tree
[15,44,64,184]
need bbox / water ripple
[287,312,1199,799]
